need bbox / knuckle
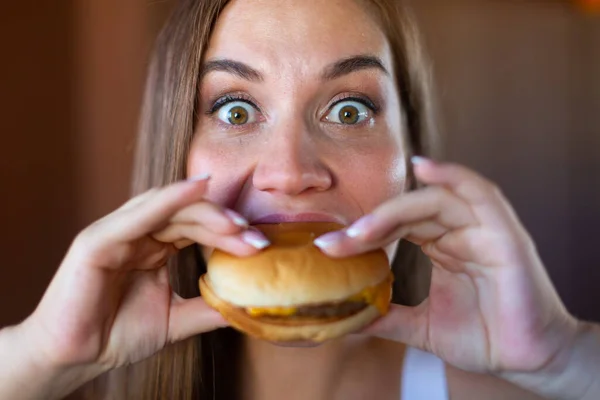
[148,246,173,268]
[431,185,450,202]
[72,226,98,253]
[484,181,504,200]
[464,179,502,204]
[151,227,171,243]
[69,220,115,264]
[425,186,451,213]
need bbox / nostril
[252,135,333,195]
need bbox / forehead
[204,0,392,74]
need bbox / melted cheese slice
[245,273,392,317]
[247,306,297,317]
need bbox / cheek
[388,153,409,196]
[186,138,249,207]
[339,140,408,213]
[186,139,225,181]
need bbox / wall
[0,1,148,326]
[411,0,600,320]
[0,2,77,325]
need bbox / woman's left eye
[324,100,371,125]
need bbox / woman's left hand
[314,157,578,377]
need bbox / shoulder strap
[401,347,449,400]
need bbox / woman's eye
[325,101,371,125]
[217,101,258,125]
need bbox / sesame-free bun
[200,274,383,342]
[199,222,393,342]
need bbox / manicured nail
[241,230,270,249]
[224,209,249,228]
[346,215,374,238]
[188,173,211,182]
[314,231,345,249]
[411,156,430,166]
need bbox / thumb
[360,302,430,352]
[167,294,229,344]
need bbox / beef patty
[245,300,368,320]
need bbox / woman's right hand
[21,175,269,380]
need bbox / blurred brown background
[0,0,598,328]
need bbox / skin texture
[0,1,598,400]
[188,0,407,258]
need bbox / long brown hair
[85,0,439,398]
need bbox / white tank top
[401,347,449,400]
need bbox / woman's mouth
[250,213,346,225]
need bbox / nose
[252,121,333,196]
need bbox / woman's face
[188,0,408,258]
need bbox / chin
[199,222,394,343]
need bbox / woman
[1,0,598,399]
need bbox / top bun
[206,222,390,307]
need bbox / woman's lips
[250,213,345,225]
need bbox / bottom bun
[199,275,381,343]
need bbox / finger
[167,294,229,344]
[422,237,472,273]
[124,238,178,270]
[396,222,475,263]
[398,220,447,246]
[90,175,212,244]
[358,302,430,352]
[311,220,434,257]
[119,188,160,211]
[351,186,474,240]
[153,223,270,256]
[412,157,521,231]
[173,239,194,250]
[314,187,474,256]
[170,203,248,235]
[423,226,528,269]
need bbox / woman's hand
[7,175,270,399]
[314,157,589,397]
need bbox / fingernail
[188,173,211,182]
[346,215,374,238]
[224,209,248,227]
[314,231,345,249]
[241,230,270,249]
[411,156,431,166]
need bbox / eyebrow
[200,59,263,82]
[200,55,388,82]
[321,55,389,80]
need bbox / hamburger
[199,221,393,343]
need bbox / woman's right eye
[216,101,258,126]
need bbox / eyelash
[207,93,380,117]
[207,93,260,115]
[329,94,380,115]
